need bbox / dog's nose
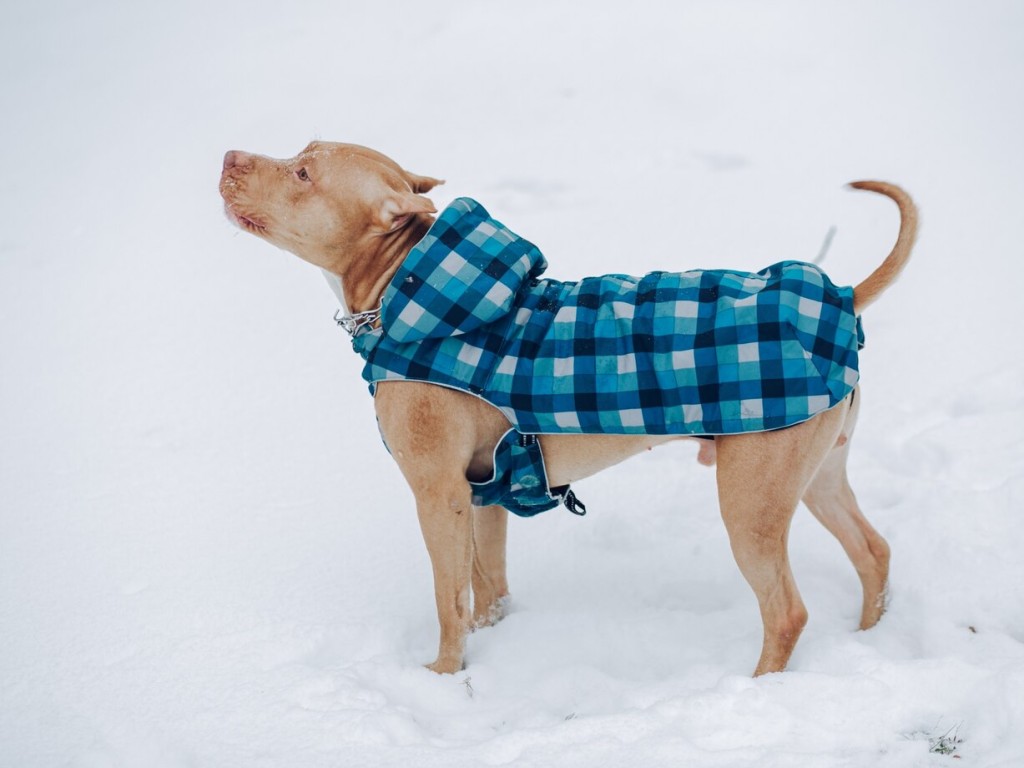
[222,150,248,171]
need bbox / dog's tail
[848,181,918,315]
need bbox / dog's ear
[380,190,438,232]
[405,171,445,194]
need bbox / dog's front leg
[376,382,515,672]
[472,504,510,628]
[412,476,475,673]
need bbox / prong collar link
[334,299,383,337]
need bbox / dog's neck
[324,213,434,315]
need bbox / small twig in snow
[929,721,964,756]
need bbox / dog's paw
[425,656,464,675]
[473,594,511,630]
[859,581,890,630]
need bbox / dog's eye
[296,168,311,182]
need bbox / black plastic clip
[563,488,587,516]
[551,484,587,516]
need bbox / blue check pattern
[352,197,863,438]
[467,429,557,517]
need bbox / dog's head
[219,141,443,274]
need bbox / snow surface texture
[2,1,1023,766]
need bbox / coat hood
[380,198,549,343]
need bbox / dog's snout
[222,150,249,171]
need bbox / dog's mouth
[223,203,268,236]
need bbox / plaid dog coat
[349,198,864,516]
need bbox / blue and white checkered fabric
[467,429,557,517]
[352,197,863,438]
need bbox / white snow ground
[2,1,1023,766]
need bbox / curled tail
[848,181,918,315]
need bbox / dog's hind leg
[802,390,890,630]
[472,504,510,628]
[715,405,847,675]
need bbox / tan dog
[219,142,917,676]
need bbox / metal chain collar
[334,299,383,337]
